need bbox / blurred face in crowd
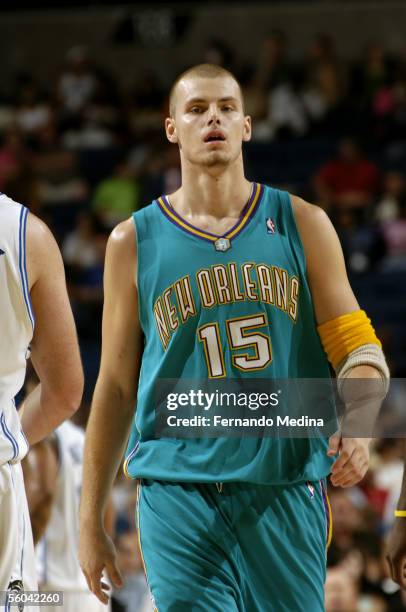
[166,74,251,170]
[309,34,333,62]
[384,171,405,197]
[116,531,143,576]
[338,138,362,163]
[325,567,358,612]
[366,43,385,67]
[263,31,286,64]
[329,490,363,535]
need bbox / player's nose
[207,104,221,125]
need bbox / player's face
[166,76,251,168]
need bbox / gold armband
[395,510,406,517]
[317,310,381,370]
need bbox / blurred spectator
[162,146,181,194]
[380,201,406,270]
[328,487,370,558]
[31,119,82,191]
[314,137,380,211]
[15,79,52,136]
[0,126,27,189]
[111,531,153,612]
[57,46,98,116]
[368,440,403,530]
[307,33,336,66]
[84,71,122,138]
[334,209,386,273]
[112,472,138,535]
[129,72,165,137]
[92,157,140,228]
[375,171,406,222]
[61,114,116,150]
[351,43,393,113]
[302,34,347,134]
[325,566,360,612]
[30,118,88,235]
[140,145,181,204]
[2,158,40,214]
[63,211,103,269]
[254,30,293,91]
[0,126,41,210]
[240,67,268,123]
[266,77,308,139]
[132,72,164,113]
[251,79,308,141]
[250,31,308,140]
[202,38,236,74]
[63,214,108,339]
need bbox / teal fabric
[138,478,328,611]
[125,184,334,484]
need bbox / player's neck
[172,164,251,218]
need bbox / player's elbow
[63,372,84,415]
[47,371,84,418]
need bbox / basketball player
[0,194,83,598]
[23,420,113,612]
[79,64,389,611]
[386,441,406,588]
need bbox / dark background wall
[1,2,406,86]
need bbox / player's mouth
[203,130,226,143]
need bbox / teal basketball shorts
[136,479,332,612]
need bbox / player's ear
[165,117,178,144]
[242,116,252,143]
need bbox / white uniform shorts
[0,462,37,609]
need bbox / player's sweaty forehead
[171,75,244,116]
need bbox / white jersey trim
[0,412,19,460]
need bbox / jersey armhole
[19,206,35,330]
[132,213,144,334]
[286,193,308,276]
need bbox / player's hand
[78,525,123,604]
[386,518,406,588]
[327,432,371,487]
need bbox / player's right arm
[292,196,388,489]
[20,214,84,444]
[79,218,142,604]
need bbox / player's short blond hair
[169,63,244,117]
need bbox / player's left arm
[291,195,389,488]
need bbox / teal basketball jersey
[124,183,334,484]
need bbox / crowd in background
[5,30,406,611]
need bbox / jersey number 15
[198,313,272,378]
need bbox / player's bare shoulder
[26,212,64,290]
[290,194,340,257]
[106,217,137,286]
[290,194,331,238]
[109,217,135,245]
[107,217,136,260]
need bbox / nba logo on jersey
[266,218,275,234]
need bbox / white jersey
[36,420,89,591]
[0,194,33,466]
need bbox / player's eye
[222,106,234,112]
[190,106,203,114]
